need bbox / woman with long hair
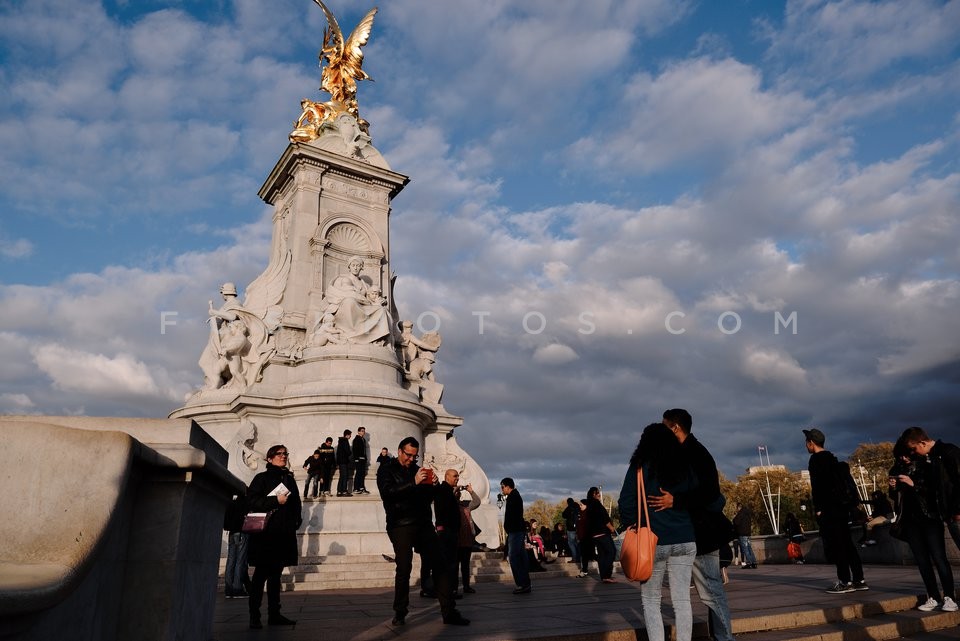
[247,444,303,628]
[619,423,698,641]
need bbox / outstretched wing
[341,7,378,82]
[313,0,343,55]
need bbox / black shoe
[513,585,532,594]
[250,617,262,629]
[268,614,296,626]
[463,586,476,594]
[453,592,463,599]
[443,612,470,626]
[419,589,437,598]
[391,614,406,626]
[343,492,353,497]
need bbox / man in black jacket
[500,477,531,594]
[377,437,468,626]
[651,408,736,641]
[435,469,463,596]
[336,429,353,496]
[902,426,960,553]
[352,426,370,494]
[318,437,335,497]
[805,428,867,594]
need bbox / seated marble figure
[319,256,392,345]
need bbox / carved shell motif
[326,222,371,253]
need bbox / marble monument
[170,0,498,555]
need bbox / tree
[524,499,564,529]
[847,442,895,495]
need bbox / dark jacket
[246,463,302,567]
[352,434,368,463]
[503,490,526,533]
[808,449,844,515]
[223,493,248,533]
[303,454,323,476]
[732,506,752,537]
[434,482,462,534]
[929,440,960,521]
[336,437,352,466]
[318,443,335,471]
[672,434,729,553]
[562,503,579,530]
[620,463,697,545]
[376,457,434,530]
[584,497,613,537]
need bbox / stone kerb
[0,416,243,641]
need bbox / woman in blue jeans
[619,423,698,641]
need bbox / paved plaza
[213,563,960,640]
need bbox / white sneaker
[917,597,939,612]
[942,596,958,612]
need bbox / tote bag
[619,468,658,581]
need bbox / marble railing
[0,417,243,641]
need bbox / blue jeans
[303,473,321,497]
[692,550,735,641]
[737,536,757,565]
[507,532,530,588]
[567,530,581,562]
[641,542,697,641]
[224,532,249,595]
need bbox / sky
[1,0,959,504]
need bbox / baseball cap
[802,428,825,446]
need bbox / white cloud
[32,343,170,399]
[532,343,579,365]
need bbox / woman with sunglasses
[247,444,302,628]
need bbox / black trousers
[458,546,473,589]
[907,516,955,600]
[388,524,455,617]
[819,511,864,584]
[337,464,351,494]
[353,459,367,491]
[248,562,283,618]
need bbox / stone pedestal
[171,136,497,555]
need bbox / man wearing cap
[804,428,867,594]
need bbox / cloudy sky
[2,0,959,503]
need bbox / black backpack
[835,461,860,508]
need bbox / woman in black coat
[247,444,302,628]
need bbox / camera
[457,485,469,492]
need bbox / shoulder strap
[637,468,651,527]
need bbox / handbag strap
[636,467,651,528]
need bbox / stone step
[734,609,960,641]
[220,552,595,591]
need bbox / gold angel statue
[290,1,378,143]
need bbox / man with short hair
[377,437,468,626]
[353,426,370,494]
[901,427,960,554]
[501,478,531,594]
[804,428,867,594]
[336,429,353,496]
[651,408,736,641]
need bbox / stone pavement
[212,563,960,641]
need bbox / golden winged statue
[290,0,378,143]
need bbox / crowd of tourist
[222,418,959,634]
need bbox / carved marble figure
[198,283,274,390]
[322,256,392,344]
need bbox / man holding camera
[377,437,469,627]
